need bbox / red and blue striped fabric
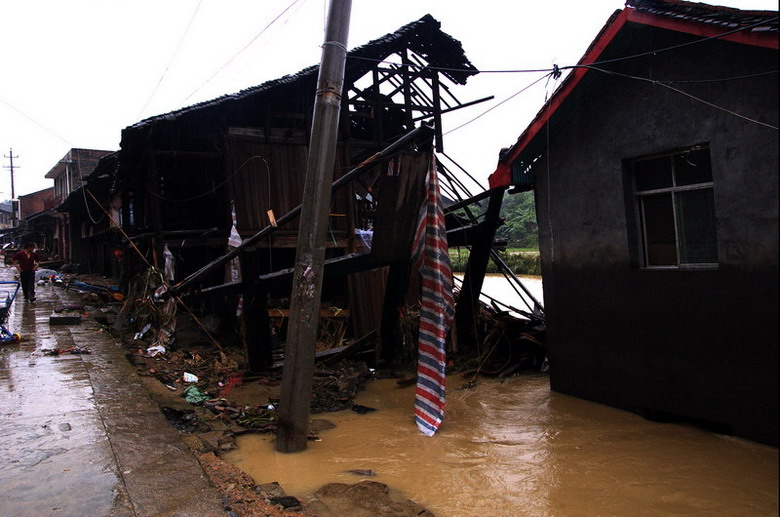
[411,155,455,436]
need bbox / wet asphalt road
[0,265,227,516]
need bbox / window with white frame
[630,145,718,269]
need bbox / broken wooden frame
[169,126,438,370]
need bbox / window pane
[642,193,677,266]
[634,156,673,191]
[677,188,718,263]
[674,147,712,186]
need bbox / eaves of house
[488,0,779,189]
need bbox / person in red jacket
[11,243,39,302]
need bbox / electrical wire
[443,72,552,136]
[439,152,486,191]
[579,64,778,130]
[443,60,776,139]
[347,16,777,76]
[145,154,271,203]
[583,16,778,68]
[0,97,71,145]
[664,69,778,83]
[348,54,554,74]
[135,0,204,122]
[181,0,307,105]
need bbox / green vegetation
[448,189,541,276]
[449,248,541,276]
[496,190,538,249]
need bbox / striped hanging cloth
[411,154,455,436]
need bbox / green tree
[496,190,538,249]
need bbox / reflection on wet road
[0,285,129,516]
[226,376,778,516]
[0,270,225,516]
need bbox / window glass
[634,156,673,191]
[674,148,712,186]
[642,193,678,266]
[629,144,717,269]
[677,189,718,263]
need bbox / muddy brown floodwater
[224,375,778,516]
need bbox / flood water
[224,275,777,515]
[457,274,544,317]
[225,375,778,516]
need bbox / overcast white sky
[1,0,776,199]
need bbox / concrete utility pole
[276,0,352,453]
[3,148,19,226]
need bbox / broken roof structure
[123,14,477,149]
[86,14,497,372]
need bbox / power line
[135,0,204,121]
[582,16,778,69]
[444,73,552,136]
[348,54,553,74]
[420,15,778,137]
[181,0,307,105]
[0,97,71,145]
[663,69,778,84]
[2,148,19,225]
[348,16,777,76]
[580,64,778,130]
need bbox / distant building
[35,149,112,262]
[0,201,12,229]
[14,188,56,252]
[45,148,113,204]
[18,188,54,220]
[489,0,778,445]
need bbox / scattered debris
[195,452,314,517]
[268,495,303,512]
[134,323,152,341]
[160,406,202,433]
[351,403,377,414]
[49,312,82,325]
[53,304,85,314]
[345,469,376,477]
[145,344,166,357]
[41,347,91,356]
[181,386,209,405]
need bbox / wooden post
[454,188,505,349]
[379,261,411,365]
[241,251,273,372]
[276,0,352,453]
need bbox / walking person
[11,243,39,302]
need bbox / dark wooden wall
[534,28,778,445]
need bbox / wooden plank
[268,308,350,318]
[454,188,505,350]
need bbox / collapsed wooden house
[87,15,508,370]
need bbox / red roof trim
[488,9,630,188]
[488,5,778,189]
